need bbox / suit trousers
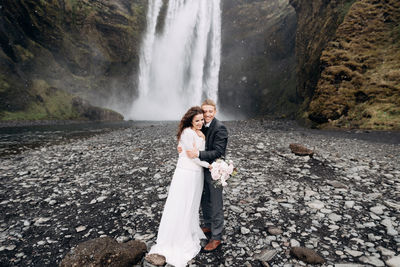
[201,169,223,240]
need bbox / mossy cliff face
[220,0,297,118]
[291,0,400,129]
[0,0,146,121]
[309,0,400,129]
[289,0,356,100]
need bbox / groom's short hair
[201,99,216,109]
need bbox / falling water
[128,0,221,120]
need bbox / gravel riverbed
[0,120,399,266]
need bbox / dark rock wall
[289,0,355,101]
[220,0,298,118]
[0,0,147,120]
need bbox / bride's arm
[180,129,210,168]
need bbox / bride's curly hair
[177,106,203,141]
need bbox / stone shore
[0,120,399,266]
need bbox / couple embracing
[148,99,228,266]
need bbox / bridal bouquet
[210,159,238,187]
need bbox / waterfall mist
[128,0,221,120]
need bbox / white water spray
[128,0,221,120]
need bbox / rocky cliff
[0,0,299,121]
[220,0,297,118]
[291,0,400,129]
[0,0,146,121]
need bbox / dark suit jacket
[199,118,228,164]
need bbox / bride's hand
[208,165,212,170]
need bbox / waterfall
[128,0,221,120]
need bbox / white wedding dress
[149,128,209,267]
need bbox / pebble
[307,200,324,210]
[345,249,363,257]
[267,227,283,235]
[360,256,385,266]
[5,245,16,251]
[386,256,400,267]
[328,213,342,222]
[76,226,86,232]
[370,206,384,215]
[290,239,300,247]
[241,227,250,235]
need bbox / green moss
[0,79,82,121]
[339,0,357,23]
[0,74,10,93]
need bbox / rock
[384,200,400,210]
[370,205,385,215]
[116,236,130,243]
[254,249,277,262]
[328,213,342,222]
[307,200,324,210]
[60,237,146,267]
[5,245,16,251]
[290,247,325,264]
[75,226,86,233]
[290,239,300,247]
[256,143,265,149]
[289,144,314,157]
[381,218,399,236]
[386,255,400,267]
[16,252,25,258]
[97,196,107,202]
[241,227,250,235]
[359,256,385,267]
[267,227,283,235]
[345,201,355,208]
[345,249,363,257]
[230,206,243,213]
[144,254,166,266]
[377,246,395,256]
[34,217,51,226]
[327,181,348,189]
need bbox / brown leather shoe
[203,239,221,252]
[201,227,211,234]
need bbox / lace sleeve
[180,129,210,168]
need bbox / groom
[187,99,228,252]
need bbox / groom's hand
[177,146,182,154]
[186,143,199,159]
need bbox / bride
[148,106,210,266]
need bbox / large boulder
[59,237,147,267]
[290,247,325,264]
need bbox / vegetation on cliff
[291,0,400,130]
[0,0,146,121]
[308,0,400,129]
